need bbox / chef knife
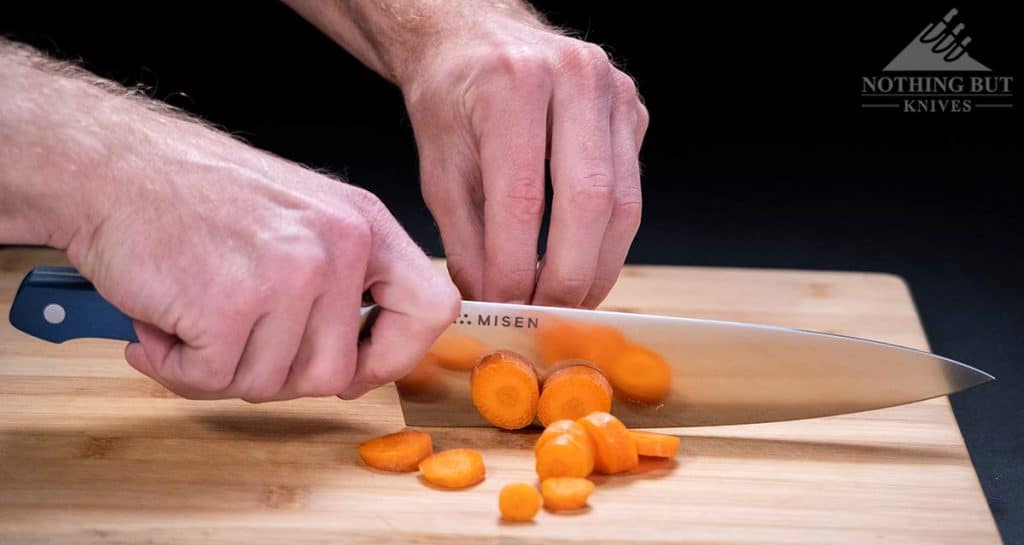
[9,266,993,427]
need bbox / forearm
[0,40,255,250]
[281,0,549,84]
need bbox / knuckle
[327,211,373,262]
[503,174,546,219]
[636,102,650,132]
[484,46,551,83]
[613,71,639,103]
[544,270,591,306]
[571,175,615,212]
[430,281,462,328]
[347,186,389,225]
[290,362,351,398]
[614,189,643,226]
[184,358,236,394]
[559,42,611,82]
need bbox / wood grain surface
[0,248,1001,544]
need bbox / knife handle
[9,266,138,343]
[10,266,382,345]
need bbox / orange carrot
[358,430,433,472]
[605,344,671,404]
[470,350,540,430]
[537,364,613,427]
[395,353,441,395]
[429,330,487,371]
[534,419,594,456]
[535,321,626,369]
[535,433,595,480]
[577,412,638,474]
[418,448,486,489]
[499,482,542,522]
[541,477,595,511]
[629,430,680,458]
[535,320,587,367]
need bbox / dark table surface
[2,1,1020,542]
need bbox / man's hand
[0,40,460,401]
[284,0,648,308]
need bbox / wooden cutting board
[0,248,1001,545]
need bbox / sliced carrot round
[535,321,627,370]
[396,353,441,395]
[535,320,587,368]
[605,344,671,404]
[535,433,595,480]
[629,430,680,458]
[537,364,613,427]
[541,477,595,511]
[358,430,433,472]
[577,411,638,474]
[430,331,487,371]
[499,482,542,522]
[418,448,485,489]
[534,419,594,456]
[579,324,628,371]
[470,350,540,429]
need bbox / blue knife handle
[9,266,138,343]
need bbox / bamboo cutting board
[0,248,1001,544]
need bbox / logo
[861,9,1014,113]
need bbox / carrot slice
[535,433,595,480]
[629,430,680,458]
[470,350,540,429]
[535,321,626,369]
[396,353,441,395]
[541,477,595,511]
[418,448,486,489]
[535,320,587,367]
[605,344,671,404]
[537,364,613,427]
[534,419,594,456]
[577,412,638,474]
[430,330,487,371]
[358,430,433,472]
[499,482,542,522]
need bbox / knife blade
[9,266,993,427]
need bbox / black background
[2,1,1021,541]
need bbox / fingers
[127,316,250,400]
[420,147,486,300]
[581,73,645,308]
[226,299,312,403]
[339,198,460,399]
[274,264,365,400]
[476,58,552,304]
[533,44,615,307]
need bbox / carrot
[605,344,671,404]
[429,330,487,371]
[534,419,594,456]
[541,477,595,511]
[395,353,441,395]
[537,364,613,427]
[498,482,542,522]
[418,448,486,489]
[535,433,594,480]
[470,350,540,430]
[358,430,433,472]
[629,430,680,458]
[577,412,638,474]
[535,320,587,367]
[535,320,626,369]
